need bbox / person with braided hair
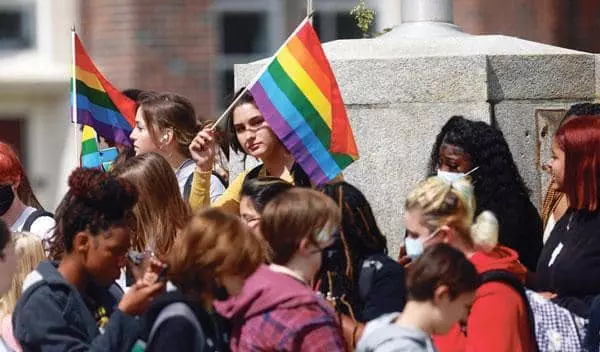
[316,182,406,349]
[427,115,543,271]
[12,168,165,352]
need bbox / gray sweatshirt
[356,313,438,352]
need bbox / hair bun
[68,168,109,200]
[470,210,499,252]
[68,168,137,212]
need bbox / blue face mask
[404,228,442,260]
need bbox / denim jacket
[12,260,139,352]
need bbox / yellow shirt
[189,166,341,214]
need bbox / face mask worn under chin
[0,184,15,216]
[437,166,480,185]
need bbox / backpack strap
[148,302,205,352]
[22,210,53,232]
[479,270,540,352]
[358,256,383,302]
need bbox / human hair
[167,208,265,299]
[226,88,257,155]
[122,88,145,103]
[406,243,478,301]
[405,177,499,252]
[137,91,200,159]
[561,103,600,125]
[0,141,44,210]
[317,181,389,318]
[553,116,600,211]
[0,220,8,260]
[241,177,294,213]
[261,188,341,265]
[0,232,45,317]
[48,168,138,260]
[427,116,534,252]
[111,152,189,258]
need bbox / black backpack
[479,270,540,352]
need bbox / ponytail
[470,210,499,252]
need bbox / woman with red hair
[0,141,54,240]
[537,116,600,317]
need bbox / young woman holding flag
[189,89,321,213]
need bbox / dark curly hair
[48,168,138,260]
[427,116,543,270]
[240,177,294,213]
[562,103,600,124]
[317,181,391,320]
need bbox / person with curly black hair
[427,116,543,271]
[12,168,165,352]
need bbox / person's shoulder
[29,215,56,239]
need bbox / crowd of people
[1,88,600,351]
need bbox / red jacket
[433,246,535,352]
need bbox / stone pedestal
[234,33,599,255]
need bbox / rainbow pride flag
[72,32,136,146]
[248,19,358,186]
[81,125,101,169]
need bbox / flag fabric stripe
[250,83,329,185]
[74,66,105,93]
[246,20,358,185]
[73,79,119,112]
[72,33,137,146]
[76,109,132,146]
[76,94,133,131]
[255,71,342,180]
[296,23,358,157]
[286,36,331,102]
[81,138,98,154]
[277,47,332,128]
[267,59,334,152]
[81,125,101,169]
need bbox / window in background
[0,3,35,50]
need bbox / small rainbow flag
[81,125,102,169]
[72,32,136,146]
[247,19,358,186]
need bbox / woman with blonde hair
[138,208,265,351]
[403,176,535,352]
[0,233,45,352]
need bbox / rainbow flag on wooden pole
[70,29,136,147]
[215,16,358,186]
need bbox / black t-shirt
[536,208,600,317]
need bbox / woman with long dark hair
[427,116,543,271]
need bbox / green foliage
[350,0,375,37]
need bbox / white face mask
[437,166,480,184]
[0,242,17,295]
[404,228,442,260]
